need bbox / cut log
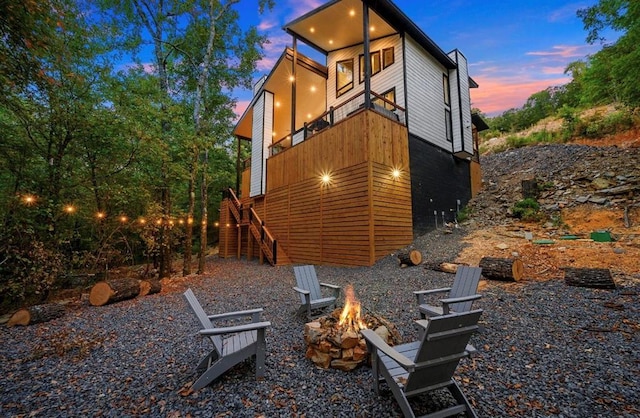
[398,250,422,267]
[479,257,524,282]
[89,278,140,306]
[7,303,66,327]
[423,261,464,274]
[139,279,162,297]
[562,267,616,289]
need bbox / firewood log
[397,250,422,267]
[7,303,66,327]
[479,257,524,282]
[139,279,162,297]
[562,267,616,289]
[89,278,140,306]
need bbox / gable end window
[445,109,453,142]
[336,59,354,97]
[359,50,381,83]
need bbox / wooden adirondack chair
[183,288,271,391]
[361,309,483,418]
[414,266,482,319]
[293,265,341,319]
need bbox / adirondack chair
[183,288,271,391]
[361,309,483,418]
[293,265,341,319]
[414,266,482,319]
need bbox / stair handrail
[248,208,277,265]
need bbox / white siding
[405,35,450,150]
[448,50,473,156]
[326,35,404,110]
[250,92,274,197]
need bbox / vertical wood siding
[448,50,472,155]
[250,94,265,197]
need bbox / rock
[591,178,611,190]
[374,326,390,342]
[496,243,509,250]
[588,197,608,204]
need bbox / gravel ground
[1,227,639,417]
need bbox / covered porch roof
[233,48,328,141]
[283,0,456,69]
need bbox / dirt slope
[457,132,640,285]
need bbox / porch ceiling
[284,0,397,53]
[233,49,328,141]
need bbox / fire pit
[303,285,402,371]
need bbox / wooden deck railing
[269,90,406,156]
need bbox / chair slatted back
[184,288,223,354]
[449,266,482,312]
[294,265,322,304]
[404,309,482,394]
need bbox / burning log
[304,285,401,371]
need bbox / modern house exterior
[219,0,487,267]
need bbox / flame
[338,285,367,332]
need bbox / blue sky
[234,0,618,116]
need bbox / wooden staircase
[226,189,282,266]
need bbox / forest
[0,0,637,313]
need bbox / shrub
[511,198,541,221]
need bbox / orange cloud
[526,45,591,58]
[471,74,570,115]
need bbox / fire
[338,285,367,332]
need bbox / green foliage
[578,0,640,108]
[511,198,541,221]
[456,206,472,223]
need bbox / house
[219,0,488,267]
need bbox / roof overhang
[283,0,456,69]
[472,113,490,131]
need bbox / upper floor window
[359,50,381,83]
[382,47,394,69]
[336,59,354,97]
[443,74,451,106]
[373,88,396,110]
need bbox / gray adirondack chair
[293,265,340,319]
[361,309,483,418]
[414,266,482,319]
[183,288,271,391]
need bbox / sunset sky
[234,0,618,117]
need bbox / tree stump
[522,179,539,200]
[7,303,66,327]
[562,267,616,289]
[398,250,422,267]
[89,278,140,306]
[139,279,162,297]
[479,257,524,282]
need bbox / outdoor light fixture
[96,212,105,219]
[320,172,332,185]
[64,205,75,213]
[392,169,401,179]
[23,195,35,205]
[139,218,146,224]
[120,216,128,223]
[349,9,355,17]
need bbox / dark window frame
[445,109,453,142]
[359,50,382,84]
[382,47,395,69]
[373,87,396,110]
[443,73,451,106]
[336,58,354,97]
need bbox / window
[443,74,450,106]
[359,50,381,83]
[336,59,354,97]
[373,88,396,110]
[445,109,453,142]
[382,47,394,69]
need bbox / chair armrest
[293,286,310,295]
[360,329,415,372]
[199,321,271,336]
[413,287,451,304]
[208,308,263,321]
[440,294,481,305]
[320,283,340,290]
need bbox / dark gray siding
[409,134,471,235]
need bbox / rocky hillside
[454,140,640,283]
[467,143,640,228]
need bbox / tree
[578,0,640,107]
